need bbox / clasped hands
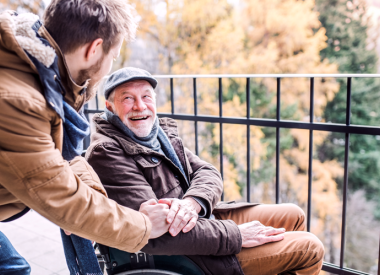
[139,198,286,248]
[65,198,286,248]
[139,197,201,239]
[63,197,200,238]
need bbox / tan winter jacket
[0,11,151,252]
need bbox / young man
[86,67,325,275]
[0,1,169,274]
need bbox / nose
[132,97,147,112]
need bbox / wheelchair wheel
[94,243,204,275]
[115,269,181,275]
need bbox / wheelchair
[94,243,205,275]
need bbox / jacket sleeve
[86,142,159,211]
[182,147,223,217]
[0,93,151,252]
[142,218,242,256]
[87,143,242,256]
[70,156,108,197]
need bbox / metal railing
[84,74,380,275]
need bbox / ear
[85,38,104,61]
[105,101,114,112]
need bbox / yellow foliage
[222,160,242,201]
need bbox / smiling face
[106,80,156,137]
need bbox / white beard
[126,120,155,137]
[115,108,155,137]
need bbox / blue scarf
[103,107,189,185]
[62,102,90,161]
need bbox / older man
[86,67,325,275]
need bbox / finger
[143,198,158,206]
[264,234,285,244]
[153,203,169,210]
[167,200,180,223]
[174,213,192,236]
[183,216,198,233]
[248,220,264,228]
[265,227,286,236]
[158,199,172,206]
[64,230,72,236]
[169,209,186,236]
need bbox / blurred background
[1,0,380,274]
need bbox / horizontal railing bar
[86,110,380,135]
[152,73,380,79]
[322,263,370,275]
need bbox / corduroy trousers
[216,203,325,275]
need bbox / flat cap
[104,67,157,99]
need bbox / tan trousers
[216,204,324,275]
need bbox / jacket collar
[38,26,89,111]
[93,113,179,155]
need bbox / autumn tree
[0,0,45,16]
[316,0,380,271]
[316,0,380,218]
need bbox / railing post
[95,94,99,110]
[219,78,224,201]
[276,78,281,204]
[193,78,199,156]
[246,78,251,202]
[170,78,174,115]
[307,77,314,232]
[378,234,380,275]
[83,103,91,150]
[340,77,352,269]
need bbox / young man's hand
[158,197,201,236]
[238,221,286,248]
[139,199,170,239]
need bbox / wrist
[237,225,246,247]
[184,197,202,213]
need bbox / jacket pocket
[134,155,162,168]
[134,155,182,198]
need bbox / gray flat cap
[104,67,157,99]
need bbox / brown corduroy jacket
[0,11,151,252]
[86,114,259,275]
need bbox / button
[50,102,55,107]
[151,157,159,163]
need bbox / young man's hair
[43,0,137,54]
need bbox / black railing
[84,74,380,275]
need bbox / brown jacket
[87,114,259,275]
[0,11,151,252]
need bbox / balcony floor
[1,210,68,275]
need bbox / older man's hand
[139,199,171,239]
[238,221,286,248]
[158,198,201,236]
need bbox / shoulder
[159,117,179,137]
[159,117,177,127]
[0,68,49,113]
[86,132,121,160]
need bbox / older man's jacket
[0,11,152,252]
[86,114,259,275]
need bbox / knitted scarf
[103,107,189,185]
